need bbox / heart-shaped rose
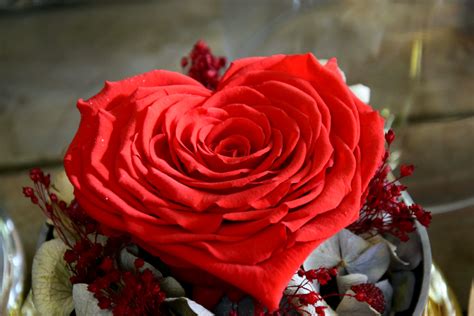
[65,53,385,310]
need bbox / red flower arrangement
[23,41,430,316]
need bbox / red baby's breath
[400,164,415,177]
[23,169,166,315]
[22,168,96,248]
[351,283,385,313]
[298,267,338,286]
[298,292,319,305]
[349,129,431,241]
[277,267,385,316]
[181,40,227,90]
[315,306,327,316]
[88,262,165,316]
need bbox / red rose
[65,53,384,310]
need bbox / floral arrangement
[21,41,431,316]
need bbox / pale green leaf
[31,239,74,316]
[391,271,415,312]
[20,290,40,316]
[160,277,185,298]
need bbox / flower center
[214,135,251,157]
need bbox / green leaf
[160,277,186,298]
[391,271,415,312]
[51,171,75,204]
[31,239,74,316]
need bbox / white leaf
[339,229,371,264]
[349,84,371,103]
[375,280,393,316]
[284,273,317,315]
[284,273,317,296]
[320,303,338,316]
[346,243,390,283]
[389,232,422,271]
[367,235,409,268]
[304,233,341,270]
[336,273,368,295]
[31,239,74,316]
[184,299,215,316]
[284,273,336,315]
[73,283,112,316]
[312,299,338,316]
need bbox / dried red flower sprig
[351,283,385,314]
[88,258,165,315]
[349,129,432,241]
[22,168,97,249]
[280,267,384,316]
[181,40,227,90]
[24,169,166,315]
[64,236,126,285]
[297,267,338,286]
[64,231,166,315]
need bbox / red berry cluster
[351,283,385,313]
[181,40,227,90]
[349,130,431,241]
